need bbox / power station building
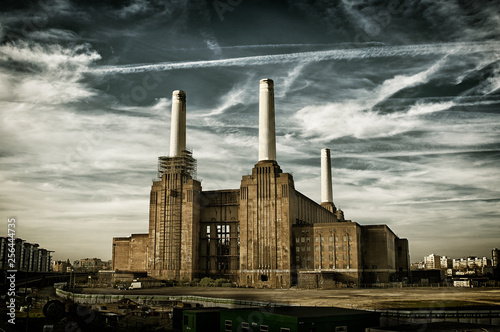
[112,79,410,288]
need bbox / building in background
[0,237,52,272]
[73,258,112,272]
[492,248,499,267]
[413,250,499,286]
[112,79,410,288]
[440,256,452,269]
[424,253,441,270]
[53,259,72,273]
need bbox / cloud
[0,41,100,104]
[293,57,455,140]
[89,41,500,74]
[28,28,78,41]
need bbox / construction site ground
[81,286,500,310]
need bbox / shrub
[214,278,230,287]
[199,277,214,287]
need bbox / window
[183,315,189,326]
[328,236,333,242]
[216,224,231,270]
[260,326,269,332]
[315,237,319,242]
[315,246,319,252]
[241,322,249,332]
[280,328,290,332]
[335,326,347,332]
[225,320,232,332]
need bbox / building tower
[148,90,201,280]
[320,148,337,213]
[239,79,296,288]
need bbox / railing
[56,289,289,308]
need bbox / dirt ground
[82,287,500,310]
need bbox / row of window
[224,320,347,332]
[295,235,351,243]
[225,320,290,332]
[295,254,353,262]
[295,245,353,253]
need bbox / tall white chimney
[258,79,276,161]
[169,90,186,157]
[321,148,333,204]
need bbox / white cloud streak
[89,41,500,74]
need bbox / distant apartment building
[453,258,467,270]
[440,256,452,269]
[424,253,441,270]
[0,237,52,272]
[410,262,425,270]
[53,259,72,273]
[73,258,111,272]
[416,249,499,286]
[492,248,499,267]
[451,257,490,269]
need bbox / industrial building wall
[112,237,131,271]
[198,190,240,281]
[293,222,362,285]
[179,179,202,280]
[129,234,149,271]
[238,160,294,288]
[293,191,338,224]
[148,170,201,280]
[148,180,162,272]
[112,234,148,271]
[395,238,410,280]
[361,225,397,284]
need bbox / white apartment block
[424,253,441,270]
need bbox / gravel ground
[80,287,500,310]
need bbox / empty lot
[83,287,500,310]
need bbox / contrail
[89,41,500,75]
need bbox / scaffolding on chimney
[157,149,197,180]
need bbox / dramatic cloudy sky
[1,0,499,262]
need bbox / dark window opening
[261,274,268,282]
[225,320,232,332]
